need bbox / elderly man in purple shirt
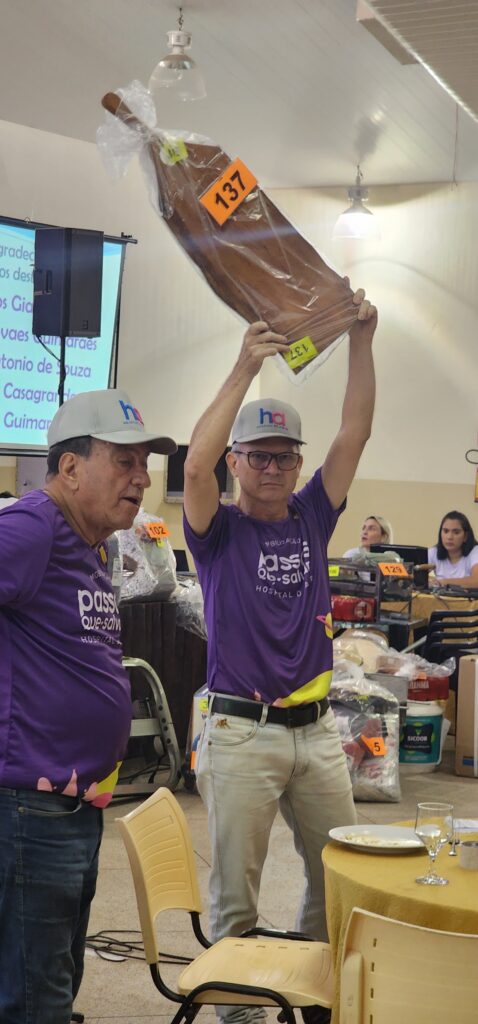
[0,388,175,1024]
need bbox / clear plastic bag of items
[98,81,360,386]
[116,509,177,602]
[330,664,401,802]
[174,578,207,640]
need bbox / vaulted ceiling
[1,0,477,188]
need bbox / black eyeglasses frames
[232,450,301,471]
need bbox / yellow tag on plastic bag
[283,336,317,370]
[160,137,188,165]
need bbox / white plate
[329,824,424,853]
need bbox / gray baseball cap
[232,398,304,445]
[47,388,177,455]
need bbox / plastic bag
[98,81,359,386]
[116,509,177,602]
[333,629,389,673]
[174,579,207,640]
[329,675,401,802]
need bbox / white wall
[1,118,476,549]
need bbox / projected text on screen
[0,220,124,452]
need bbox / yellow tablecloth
[323,829,478,1022]
[384,592,478,623]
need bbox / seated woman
[428,511,478,588]
[343,515,393,558]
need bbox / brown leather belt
[209,695,329,728]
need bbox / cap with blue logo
[47,388,177,455]
[232,398,304,445]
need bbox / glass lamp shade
[148,30,206,102]
[332,199,380,240]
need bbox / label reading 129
[200,158,257,226]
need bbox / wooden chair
[116,787,333,1024]
[340,907,478,1023]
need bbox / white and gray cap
[47,388,177,455]
[232,398,305,445]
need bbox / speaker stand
[58,336,66,406]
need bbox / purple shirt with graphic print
[0,491,131,800]
[184,468,343,705]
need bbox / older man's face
[74,440,151,537]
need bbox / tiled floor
[77,744,477,1023]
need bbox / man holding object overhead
[184,288,377,1024]
[0,388,176,1024]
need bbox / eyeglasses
[233,450,301,471]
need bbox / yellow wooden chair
[116,787,333,1024]
[340,906,478,1023]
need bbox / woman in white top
[343,514,393,558]
[428,511,478,588]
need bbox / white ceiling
[1,0,477,189]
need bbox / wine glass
[414,801,454,885]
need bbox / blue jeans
[0,787,103,1024]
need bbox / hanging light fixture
[148,7,206,103]
[332,165,380,240]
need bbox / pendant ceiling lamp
[148,6,206,103]
[332,165,380,240]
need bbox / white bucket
[399,700,444,773]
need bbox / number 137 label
[200,158,257,226]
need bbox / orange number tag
[199,158,257,226]
[283,335,317,370]
[145,521,170,541]
[361,735,386,756]
[378,561,410,577]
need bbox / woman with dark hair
[428,511,478,588]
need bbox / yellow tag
[283,336,317,370]
[328,565,340,577]
[199,158,257,226]
[145,521,170,540]
[361,736,386,757]
[378,561,410,578]
[160,137,188,165]
[98,544,107,564]
[199,697,209,713]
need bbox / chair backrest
[340,907,478,1024]
[424,611,478,663]
[116,787,203,963]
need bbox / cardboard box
[455,656,478,777]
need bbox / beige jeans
[196,702,356,1023]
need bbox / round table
[323,829,478,1021]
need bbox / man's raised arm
[322,290,378,510]
[184,323,288,535]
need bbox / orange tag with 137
[199,158,257,226]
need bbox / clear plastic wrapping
[98,81,359,385]
[116,509,177,602]
[174,578,207,639]
[330,664,401,802]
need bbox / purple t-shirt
[184,468,343,706]
[0,490,131,803]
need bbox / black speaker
[32,227,104,338]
